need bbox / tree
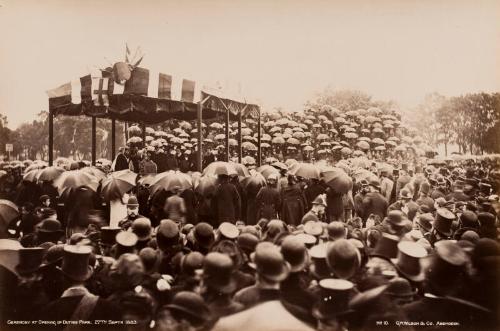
[306,89,374,113]
[407,92,445,148]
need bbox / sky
[1,0,499,129]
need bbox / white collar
[61,285,91,298]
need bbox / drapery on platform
[47,67,260,123]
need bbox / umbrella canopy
[356,141,370,150]
[344,132,358,139]
[25,163,46,172]
[150,172,193,194]
[195,176,218,196]
[341,147,353,155]
[0,170,7,179]
[242,141,257,151]
[271,162,288,171]
[0,200,19,229]
[395,144,407,152]
[231,162,251,178]
[214,134,225,141]
[101,170,138,201]
[292,131,305,139]
[289,163,320,179]
[261,142,271,148]
[261,134,272,141]
[375,146,386,151]
[316,133,329,140]
[272,137,285,144]
[385,140,397,147]
[241,172,267,191]
[352,168,378,182]
[53,170,99,195]
[287,138,300,145]
[81,167,106,181]
[257,165,280,179]
[303,145,314,152]
[203,162,238,177]
[387,136,400,142]
[22,169,40,182]
[210,123,223,129]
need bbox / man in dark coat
[213,175,241,225]
[155,148,169,173]
[255,174,281,221]
[304,179,325,210]
[388,188,419,221]
[41,246,120,327]
[113,147,129,171]
[360,178,388,224]
[165,149,179,171]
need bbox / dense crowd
[0,108,499,331]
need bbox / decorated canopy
[47,63,259,123]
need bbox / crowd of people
[0,108,499,331]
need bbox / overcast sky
[1,0,499,128]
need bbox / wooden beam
[111,118,116,160]
[91,116,97,166]
[225,108,230,162]
[48,110,54,166]
[257,112,261,167]
[197,102,203,172]
[238,110,242,163]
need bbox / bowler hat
[369,178,381,190]
[385,210,407,227]
[126,196,139,207]
[425,241,467,294]
[327,221,346,240]
[131,217,152,241]
[237,233,259,256]
[218,222,239,240]
[312,278,354,321]
[40,244,65,269]
[193,222,215,248]
[433,208,455,237]
[100,226,122,246]
[399,189,412,200]
[181,251,204,276]
[370,233,400,260]
[386,277,416,298]
[38,218,62,233]
[59,245,93,282]
[326,239,360,280]
[157,219,180,249]
[391,241,427,282]
[15,247,46,275]
[202,252,237,293]
[139,247,157,272]
[251,242,290,282]
[459,211,478,228]
[165,292,210,327]
[416,213,433,232]
[281,236,309,272]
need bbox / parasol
[195,176,218,197]
[288,163,320,179]
[257,165,280,179]
[356,141,370,150]
[150,172,193,194]
[203,162,238,177]
[101,170,138,201]
[0,199,19,230]
[53,170,99,195]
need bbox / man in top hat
[42,245,120,326]
[359,178,388,225]
[312,279,355,331]
[388,188,419,221]
[255,173,282,221]
[304,178,326,211]
[113,146,130,171]
[380,167,394,202]
[139,148,157,175]
[156,219,187,275]
[301,194,327,224]
[234,242,290,309]
[396,166,411,198]
[213,174,242,225]
[118,196,145,231]
[446,180,470,202]
[430,177,448,200]
[416,181,435,212]
[131,217,153,251]
[163,186,186,224]
[428,208,456,245]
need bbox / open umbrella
[261,142,271,148]
[101,170,138,201]
[344,132,358,139]
[22,169,40,182]
[341,147,352,155]
[285,159,298,167]
[210,123,223,129]
[257,165,280,179]
[356,141,370,150]
[53,170,99,195]
[150,172,193,195]
[0,200,19,230]
[261,134,272,141]
[36,166,65,182]
[231,162,251,178]
[374,146,386,151]
[272,137,285,144]
[241,172,267,191]
[195,176,218,196]
[81,167,106,181]
[316,134,329,140]
[203,162,237,177]
[287,138,300,145]
[271,162,288,171]
[303,145,314,152]
[289,163,320,179]
[242,141,257,151]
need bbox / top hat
[281,236,309,272]
[391,241,427,282]
[202,252,237,293]
[194,222,215,248]
[369,178,381,190]
[304,221,323,237]
[312,278,354,321]
[100,226,122,246]
[59,245,93,282]
[370,233,400,260]
[165,292,211,327]
[425,240,467,294]
[327,221,346,240]
[349,285,388,311]
[39,195,50,204]
[131,217,152,241]
[218,222,239,240]
[433,208,455,237]
[40,244,65,269]
[326,239,360,280]
[15,247,46,275]
[310,244,332,279]
[251,242,290,282]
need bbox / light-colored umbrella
[203,162,238,176]
[272,137,285,144]
[289,163,320,179]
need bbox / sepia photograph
[0,0,499,330]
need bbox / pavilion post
[225,108,230,162]
[91,116,97,166]
[48,109,54,166]
[197,101,203,172]
[111,118,116,160]
[141,122,146,148]
[257,110,262,167]
[237,110,242,163]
